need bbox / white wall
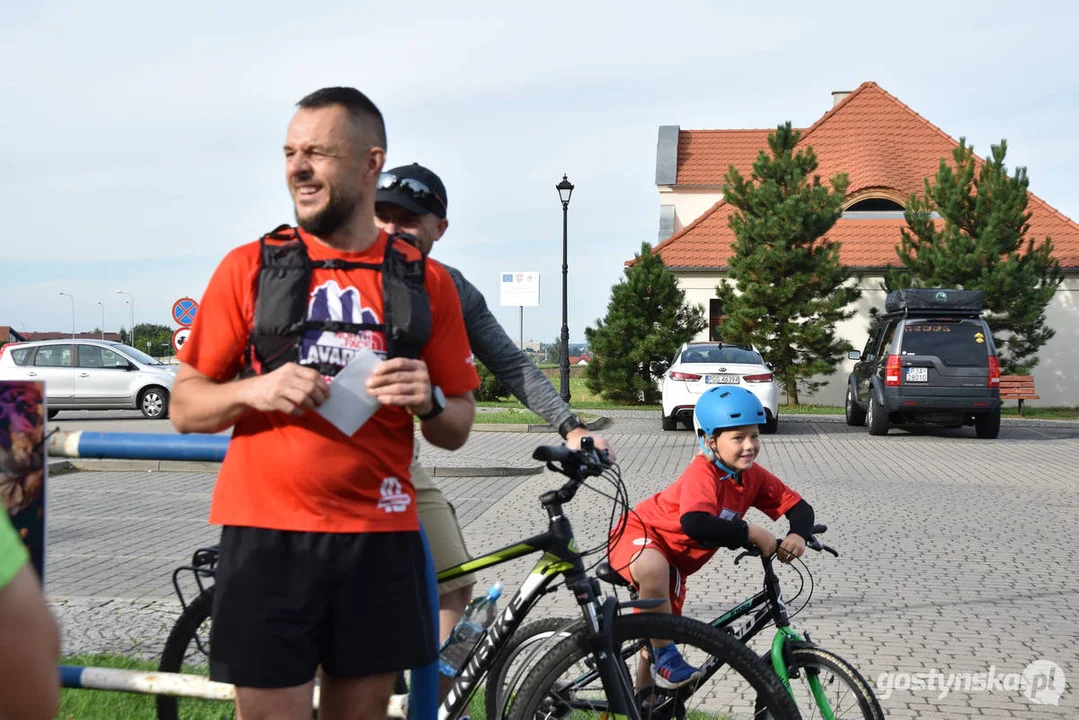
[674,272,1079,408]
[660,188,723,237]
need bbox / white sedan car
[660,342,779,433]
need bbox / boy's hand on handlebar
[565,428,615,462]
[776,533,806,564]
[746,524,775,558]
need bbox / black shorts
[209,525,437,689]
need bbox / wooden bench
[999,375,1039,416]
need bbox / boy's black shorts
[208,525,437,688]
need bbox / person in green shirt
[0,513,59,719]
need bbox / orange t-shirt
[177,227,479,534]
[630,455,802,575]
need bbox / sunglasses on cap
[376,173,447,213]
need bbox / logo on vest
[302,280,387,369]
[377,477,411,513]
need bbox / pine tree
[715,122,860,405]
[893,138,1063,374]
[585,242,706,403]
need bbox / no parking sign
[172,297,199,327]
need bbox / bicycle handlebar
[733,523,839,565]
[533,437,613,505]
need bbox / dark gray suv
[845,288,1001,438]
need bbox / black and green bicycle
[157,439,801,720]
[487,524,884,720]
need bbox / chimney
[832,90,851,107]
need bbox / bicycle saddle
[595,561,633,588]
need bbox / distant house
[641,81,1079,406]
[569,354,592,366]
[0,326,27,346]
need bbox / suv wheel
[845,386,866,426]
[661,414,677,431]
[867,394,889,436]
[974,409,1001,439]
[140,387,170,419]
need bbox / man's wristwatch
[418,385,446,421]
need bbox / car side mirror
[848,350,861,361]
[126,363,138,371]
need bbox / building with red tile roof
[644,82,1078,407]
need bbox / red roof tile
[675,130,781,186]
[652,82,1079,269]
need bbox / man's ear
[434,218,449,241]
[365,146,386,183]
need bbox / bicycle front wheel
[755,645,883,720]
[485,616,580,719]
[506,612,801,720]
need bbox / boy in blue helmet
[607,386,815,688]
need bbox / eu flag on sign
[502,274,513,282]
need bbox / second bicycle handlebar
[734,523,839,565]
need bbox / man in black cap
[375,163,613,689]
[374,163,449,255]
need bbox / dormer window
[846,198,904,212]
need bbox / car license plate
[705,374,740,384]
[906,367,928,383]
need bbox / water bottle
[438,581,504,677]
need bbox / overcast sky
[3,0,1076,345]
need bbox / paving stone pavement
[45,414,1079,718]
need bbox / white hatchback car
[660,341,779,433]
[0,339,177,419]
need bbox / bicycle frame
[435,489,638,720]
[698,554,837,717]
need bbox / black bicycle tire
[484,616,581,718]
[506,613,801,720]
[755,645,884,720]
[156,587,216,720]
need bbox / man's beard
[295,188,359,237]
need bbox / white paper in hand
[315,349,383,437]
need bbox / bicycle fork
[764,568,838,719]
[770,628,837,719]
[568,573,642,720]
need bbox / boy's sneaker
[653,643,702,689]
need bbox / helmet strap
[698,435,738,480]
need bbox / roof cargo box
[884,288,983,316]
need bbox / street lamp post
[556,174,574,404]
[115,290,134,348]
[58,292,75,339]
[96,301,105,339]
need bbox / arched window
[845,197,904,212]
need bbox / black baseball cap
[376,163,448,219]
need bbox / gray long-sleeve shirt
[444,265,582,438]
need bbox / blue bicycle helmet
[692,386,766,476]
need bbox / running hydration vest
[241,224,431,378]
